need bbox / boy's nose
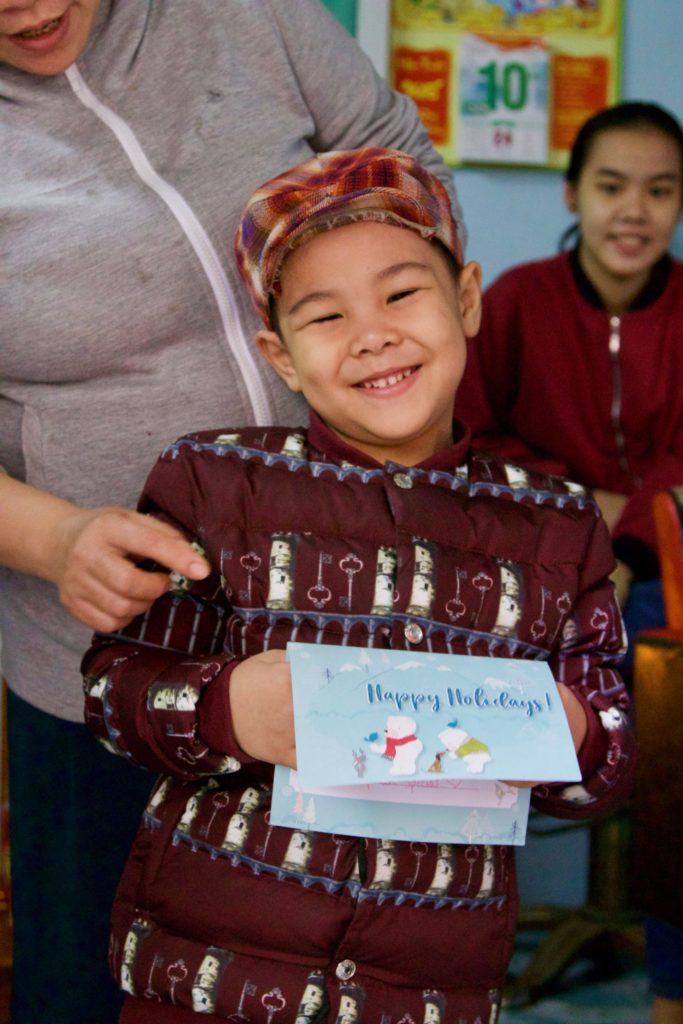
[351,324,401,356]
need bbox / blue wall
[454,1,683,284]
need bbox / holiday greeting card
[287,643,580,789]
[270,767,531,845]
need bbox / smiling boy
[254,218,479,468]
[82,148,633,1023]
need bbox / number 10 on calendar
[458,34,549,165]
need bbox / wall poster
[390,0,623,168]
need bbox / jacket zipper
[608,315,641,486]
[65,64,271,426]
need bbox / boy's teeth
[361,368,412,389]
[19,17,61,37]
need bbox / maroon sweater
[456,252,683,577]
[82,414,633,1024]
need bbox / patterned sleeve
[532,511,635,819]
[81,444,253,780]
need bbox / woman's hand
[53,506,210,632]
[0,474,210,632]
[229,650,296,769]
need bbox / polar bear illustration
[437,721,492,774]
[368,715,423,775]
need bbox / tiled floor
[503,983,650,1023]
[499,929,651,1024]
[500,970,651,1024]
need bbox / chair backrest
[653,486,683,630]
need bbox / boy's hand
[556,682,588,752]
[53,507,211,633]
[229,650,296,769]
[504,682,588,789]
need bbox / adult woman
[0,2,462,1019]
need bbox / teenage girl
[456,100,683,1024]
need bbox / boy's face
[257,221,481,467]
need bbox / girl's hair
[559,100,683,249]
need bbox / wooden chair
[652,486,683,629]
[630,487,683,931]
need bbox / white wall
[358,0,683,286]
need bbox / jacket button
[404,622,424,644]
[393,472,413,489]
[335,959,357,980]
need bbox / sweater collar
[568,246,673,312]
[306,409,472,472]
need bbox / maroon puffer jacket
[83,415,633,1024]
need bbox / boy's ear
[458,260,482,337]
[256,330,302,392]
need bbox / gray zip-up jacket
[0,0,463,721]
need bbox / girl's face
[0,1,99,75]
[565,127,682,312]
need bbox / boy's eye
[387,288,419,303]
[650,185,676,199]
[597,182,620,195]
[311,312,341,324]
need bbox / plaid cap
[234,147,463,329]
